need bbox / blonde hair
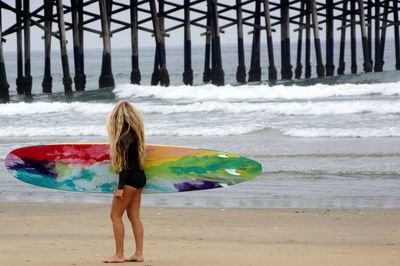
[107,100,146,173]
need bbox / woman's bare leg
[103,186,138,263]
[126,187,144,262]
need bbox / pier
[0,0,399,101]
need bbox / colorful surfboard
[5,144,262,194]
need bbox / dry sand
[0,202,399,266]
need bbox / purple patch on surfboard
[174,179,222,192]
[8,157,57,179]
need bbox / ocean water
[0,43,400,208]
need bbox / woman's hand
[114,188,124,199]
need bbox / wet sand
[0,202,399,266]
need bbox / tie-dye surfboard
[5,144,262,193]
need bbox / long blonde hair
[107,100,146,173]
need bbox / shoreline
[0,202,399,266]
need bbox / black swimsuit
[117,141,146,189]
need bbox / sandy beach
[0,202,398,266]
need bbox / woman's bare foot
[125,253,144,262]
[102,254,125,263]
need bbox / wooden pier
[0,0,399,101]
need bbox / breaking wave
[1,100,399,116]
[114,81,400,101]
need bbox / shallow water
[1,131,399,208]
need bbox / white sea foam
[4,123,398,138]
[147,124,266,136]
[114,81,400,101]
[141,100,400,115]
[0,102,113,116]
[282,127,400,138]
[1,100,399,116]
[0,124,266,137]
[0,126,107,137]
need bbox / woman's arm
[118,168,127,190]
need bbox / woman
[103,101,146,263]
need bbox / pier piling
[183,0,193,85]
[208,0,224,86]
[368,0,373,66]
[295,1,305,79]
[130,0,140,85]
[263,0,277,81]
[150,0,169,86]
[157,0,169,86]
[203,15,212,83]
[311,0,325,78]
[394,0,400,70]
[57,0,73,93]
[151,47,160,85]
[380,0,389,66]
[99,0,115,88]
[78,0,86,89]
[0,5,9,102]
[325,0,335,76]
[23,0,32,95]
[15,0,23,95]
[358,0,373,72]
[351,0,358,74]
[305,0,312,78]
[235,0,246,83]
[71,0,85,91]
[42,0,53,93]
[248,0,261,82]
[374,0,383,72]
[337,0,348,75]
[280,0,292,80]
